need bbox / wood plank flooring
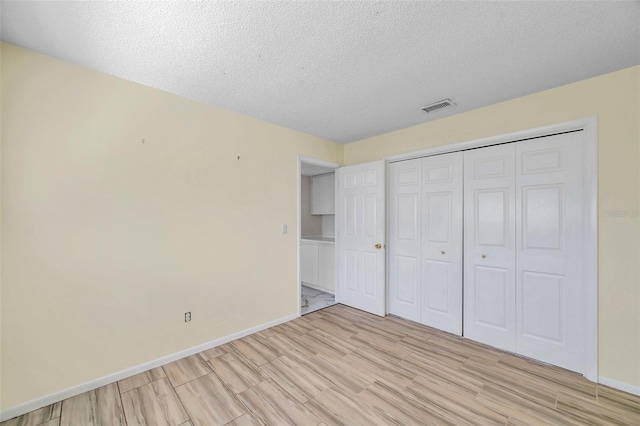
[3,304,640,425]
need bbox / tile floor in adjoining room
[300,284,336,315]
[3,304,640,425]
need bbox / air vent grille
[421,99,455,113]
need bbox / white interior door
[336,160,386,316]
[464,144,517,352]
[388,159,421,322]
[421,152,463,335]
[515,132,585,372]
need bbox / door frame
[297,156,341,317]
[385,117,598,382]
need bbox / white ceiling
[1,1,639,143]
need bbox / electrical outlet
[185,312,191,322]
[282,224,288,234]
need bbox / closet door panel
[388,159,421,322]
[421,152,463,335]
[474,265,510,330]
[515,132,585,373]
[464,144,516,352]
[423,260,450,312]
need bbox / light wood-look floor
[3,304,640,425]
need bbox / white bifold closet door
[388,152,463,335]
[515,133,585,372]
[463,144,517,351]
[388,158,422,322]
[464,132,586,373]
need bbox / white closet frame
[385,117,598,382]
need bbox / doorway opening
[298,157,340,315]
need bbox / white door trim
[300,156,343,170]
[583,118,598,383]
[298,156,341,318]
[384,117,598,383]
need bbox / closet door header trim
[385,117,595,162]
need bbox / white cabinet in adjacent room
[300,242,319,285]
[318,244,336,291]
[300,238,335,294]
[311,173,335,215]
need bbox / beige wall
[0,43,342,409]
[345,66,640,388]
[300,175,322,236]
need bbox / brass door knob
[481,254,486,259]
[375,243,382,249]
[441,251,446,255]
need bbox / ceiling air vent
[421,99,455,114]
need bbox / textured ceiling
[1,1,639,143]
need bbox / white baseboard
[0,312,299,422]
[598,376,640,396]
